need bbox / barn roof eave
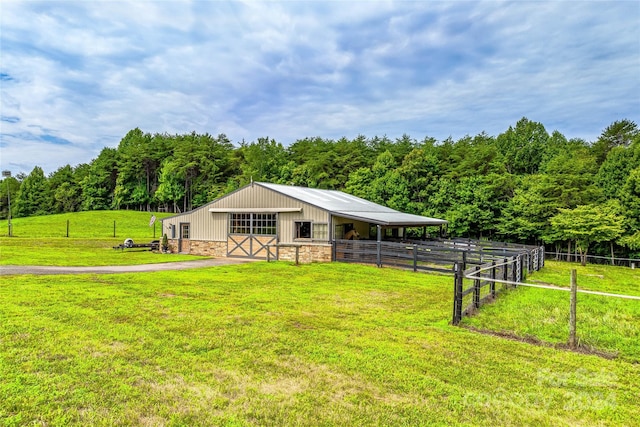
[330,211,448,227]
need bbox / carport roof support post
[377,225,382,267]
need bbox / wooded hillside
[2,117,638,258]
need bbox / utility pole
[2,170,12,237]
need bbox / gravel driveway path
[0,258,258,276]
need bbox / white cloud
[1,0,638,175]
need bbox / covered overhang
[331,210,448,227]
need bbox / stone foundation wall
[167,239,227,257]
[190,240,228,257]
[275,244,332,264]
[166,239,332,263]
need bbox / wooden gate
[227,235,277,259]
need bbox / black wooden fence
[452,246,545,325]
[333,239,464,273]
[332,237,544,325]
[333,238,543,275]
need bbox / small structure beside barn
[160,182,447,263]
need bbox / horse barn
[161,182,448,263]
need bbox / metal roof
[257,182,447,227]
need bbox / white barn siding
[278,209,330,243]
[161,184,331,244]
[161,203,224,240]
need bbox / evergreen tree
[14,166,51,217]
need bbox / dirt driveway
[0,258,259,276]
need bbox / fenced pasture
[462,261,640,362]
[333,237,545,325]
[0,210,172,239]
[334,237,543,274]
[1,262,638,426]
[0,211,208,266]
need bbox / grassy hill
[0,211,205,266]
[0,210,174,239]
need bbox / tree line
[1,117,639,260]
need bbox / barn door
[227,213,277,259]
[227,235,276,258]
[178,223,190,253]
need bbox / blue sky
[1,0,639,175]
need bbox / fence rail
[333,239,544,273]
[333,240,456,273]
[452,245,545,325]
[452,257,523,324]
[332,238,545,326]
[546,252,639,268]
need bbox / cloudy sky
[1,1,639,175]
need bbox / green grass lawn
[0,211,207,266]
[0,210,174,239]
[463,261,640,362]
[1,262,638,426]
[0,238,205,266]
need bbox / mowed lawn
[1,262,638,426]
[463,261,640,362]
[0,211,206,266]
[0,210,174,239]
[0,238,205,266]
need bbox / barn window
[180,223,190,239]
[252,213,277,235]
[295,222,328,240]
[230,213,276,235]
[295,221,311,239]
[312,223,328,240]
[230,213,251,234]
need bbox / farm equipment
[113,238,160,251]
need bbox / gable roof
[257,182,447,227]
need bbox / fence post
[511,256,517,287]
[332,240,336,262]
[413,244,418,272]
[452,262,463,325]
[462,250,467,271]
[490,261,496,298]
[569,269,577,349]
[66,219,69,238]
[295,246,300,265]
[503,257,508,285]
[474,265,481,308]
[113,221,116,238]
